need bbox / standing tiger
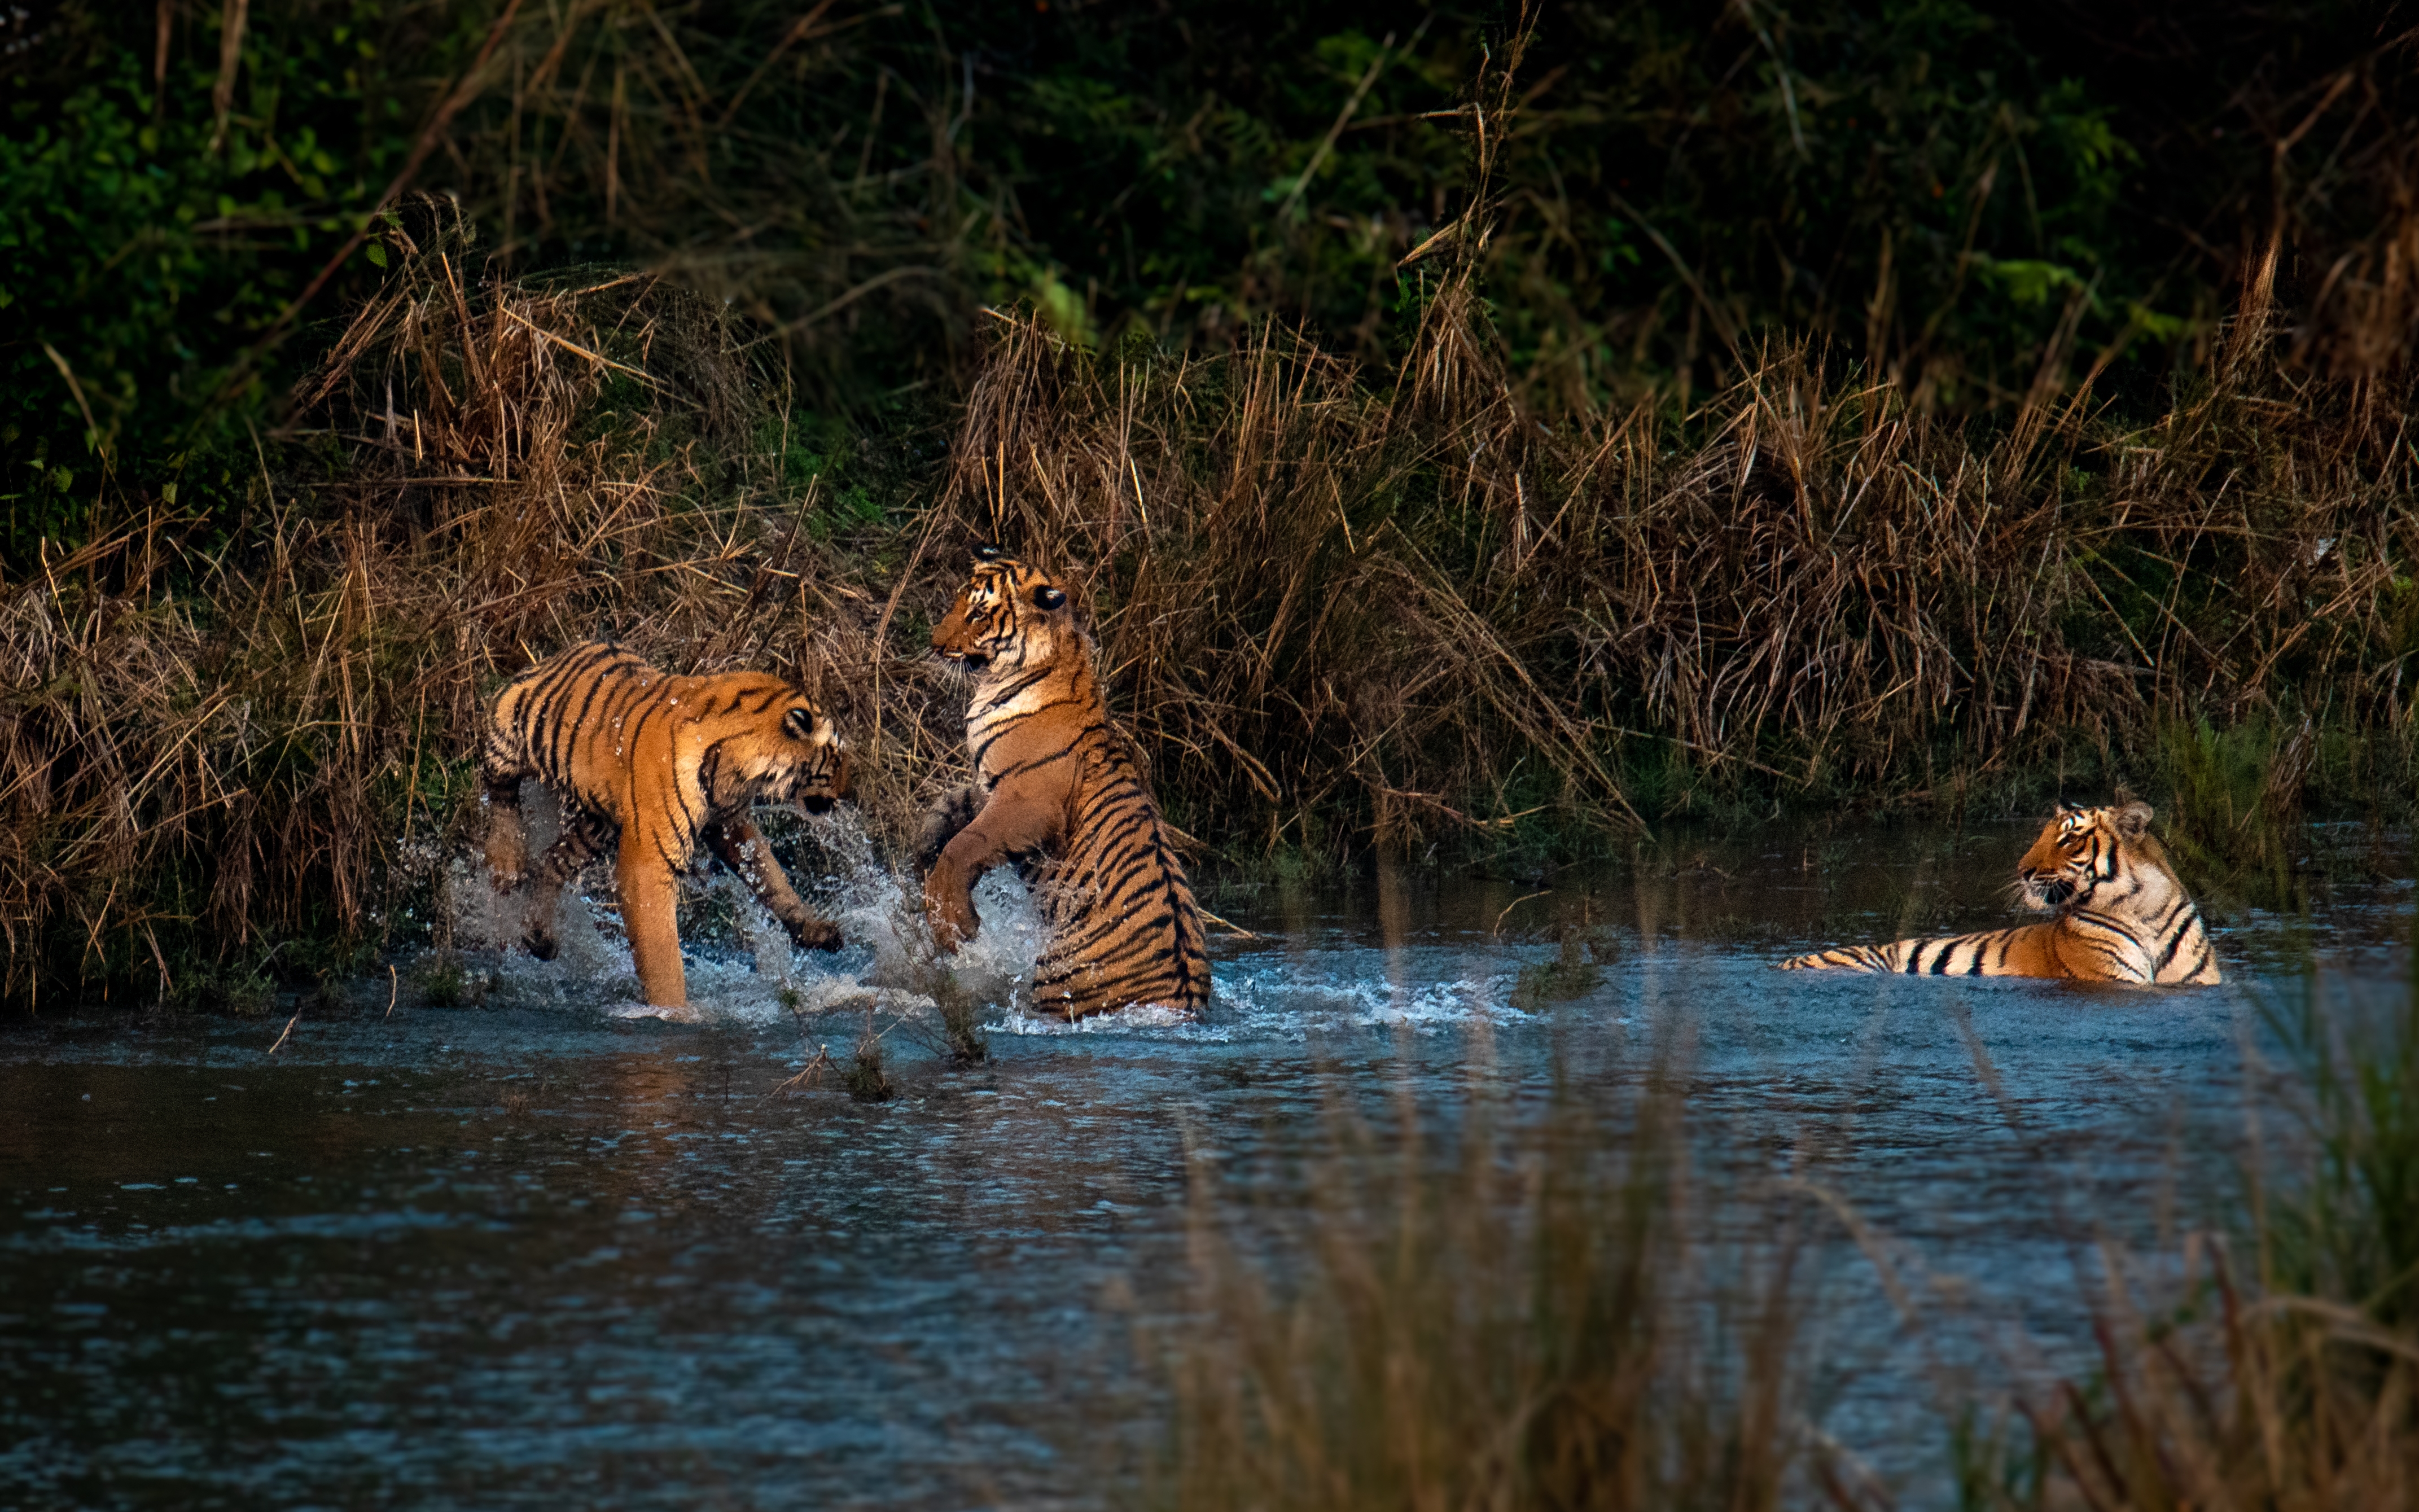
[1778,800,2220,983]
[479,641,852,1010]
[915,547,1211,1019]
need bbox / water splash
[434,798,1046,1029]
[425,790,1541,1042]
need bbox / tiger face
[709,697,851,815]
[930,547,1073,674]
[2015,800,2155,911]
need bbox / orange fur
[479,642,850,1009]
[917,551,1210,1018]
[1779,801,2221,984]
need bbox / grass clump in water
[1158,1063,1825,1509]
[409,950,490,1010]
[180,960,279,1019]
[928,970,989,1067]
[1510,902,1615,1012]
[845,1009,893,1103]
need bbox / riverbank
[3,223,2414,1010]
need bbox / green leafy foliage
[10,0,2416,565]
[0,4,466,555]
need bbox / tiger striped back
[917,550,1211,1018]
[1778,801,2220,984]
[478,641,851,1010]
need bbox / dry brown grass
[1944,988,2419,1511]
[1955,1239,2419,1510]
[1159,988,2419,1511]
[938,275,2414,847]
[4,191,2417,1007]
[0,204,972,1007]
[1157,1069,1832,1512]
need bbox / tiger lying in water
[479,641,852,1010]
[1778,800,2221,983]
[915,547,1211,1019]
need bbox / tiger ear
[1032,585,1067,611]
[2115,801,2153,836]
[975,542,1005,563]
[783,706,821,742]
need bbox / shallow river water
[2,819,2411,1509]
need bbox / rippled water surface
[3,820,2411,1509]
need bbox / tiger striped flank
[1778,800,2221,984]
[478,641,852,1010]
[915,548,1211,1019]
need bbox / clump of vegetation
[1949,967,2419,1509]
[844,1010,893,1103]
[927,970,990,1067]
[885,939,992,1066]
[1158,1065,1822,1509]
[409,950,489,1010]
[1510,903,1616,1011]
[179,959,279,1019]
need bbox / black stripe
[2156,914,2192,972]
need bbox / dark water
[2,821,2409,1509]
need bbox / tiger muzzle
[2018,869,2076,909]
[794,746,852,814]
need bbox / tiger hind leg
[522,809,616,963]
[478,721,533,892]
[706,815,842,953]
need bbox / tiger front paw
[924,883,979,954]
[523,923,560,962]
[485,813,529,892]
[487,840,528,892]
[785,917,844,953]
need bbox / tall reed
[0,207,970,1007]
[1160,982,2419,1510]
[1157,1066,1830,1511]
[4,203,2416,1007]
[1951,971,2419,1509]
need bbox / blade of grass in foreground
[1150,1051,1843,1511]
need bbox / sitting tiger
[479,641,852,1010]
[915,547,1211,1019]
[1779,800,2220,983]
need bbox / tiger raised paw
[1778,800,2220,984]
[479,641,851,1010]
[917,547,1211,1019]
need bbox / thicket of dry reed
[3,199,2416,1007]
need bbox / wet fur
[918,555,1210,1018]
[479,641,851,1008]
[1778,801,2221,984]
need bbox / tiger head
[930,546,1076,677]
[2015,800,2166,911]
[707,682,851,815]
